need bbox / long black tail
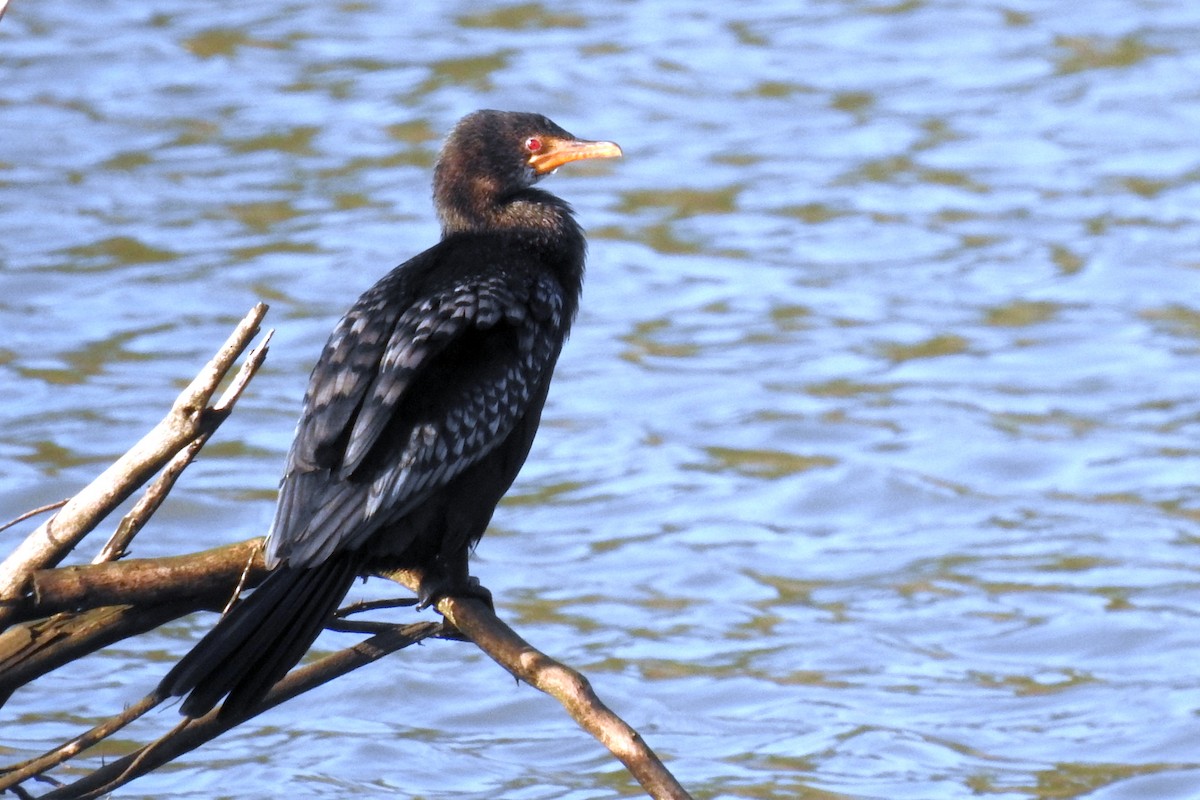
[158,554,360,719]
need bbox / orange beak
[528,137,623,175]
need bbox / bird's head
[434,110,621,233]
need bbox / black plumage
[159,110,621,719]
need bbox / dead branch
[0,501,69,537]
[0,303,692,799]
[30,539,267,619]
[0,540,266,703]
[93,330,272,565]
[385,568,694,800]
[0,685,165,792]
[0,303,269,624]
[3,621,441,799]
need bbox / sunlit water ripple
[3,1,1200,798]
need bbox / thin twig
[0,303,269,623]
[325,618,405,635]
[92,329,271,565]
[35,621,441,800]
[212,329,273,414]
[333,596,419,617]
[93,432,221,564]
[0,692,165,792]
[0,501,69,536]
[221,543,261,616]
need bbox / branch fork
[0,305,691,799]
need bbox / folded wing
[268,265,565,568]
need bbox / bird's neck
[437,186,582,251]
[436,186,586,323]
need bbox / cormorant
[159,110,622,719]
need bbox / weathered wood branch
[0,542,266,705]
[0,303,269,625]
[27,539,267,620]
[94,330,272,565]
[3,620,441,799]
[386,568,694,800]
[0,601,196,709]
[0,304,692,799]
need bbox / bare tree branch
[0,501,69,537]
[93,331,273,565]
[0,540,266,705]
[0,601,197,706]
[32,621,442,800]
[384,568,695,800]
[0,692,165,793]
[0,303,269,624]
[29,539,267,619]
[0,303,693,799]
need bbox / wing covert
[267,270,565,568]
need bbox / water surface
[2,1,1200,798]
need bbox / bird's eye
[525,137,543,153]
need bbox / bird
[158,110,621,720]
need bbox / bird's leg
[416,555,494,610]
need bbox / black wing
[267,261,565,568]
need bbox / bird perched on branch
[159,110,621,719]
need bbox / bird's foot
[416,573,494,611]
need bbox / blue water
[3,1,1200,798]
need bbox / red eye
[525,137,543,152]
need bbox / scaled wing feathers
[267,271,564,568]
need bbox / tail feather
[218,558,359,716]
[158,554,359,719]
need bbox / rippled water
[4,1,1200,798]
